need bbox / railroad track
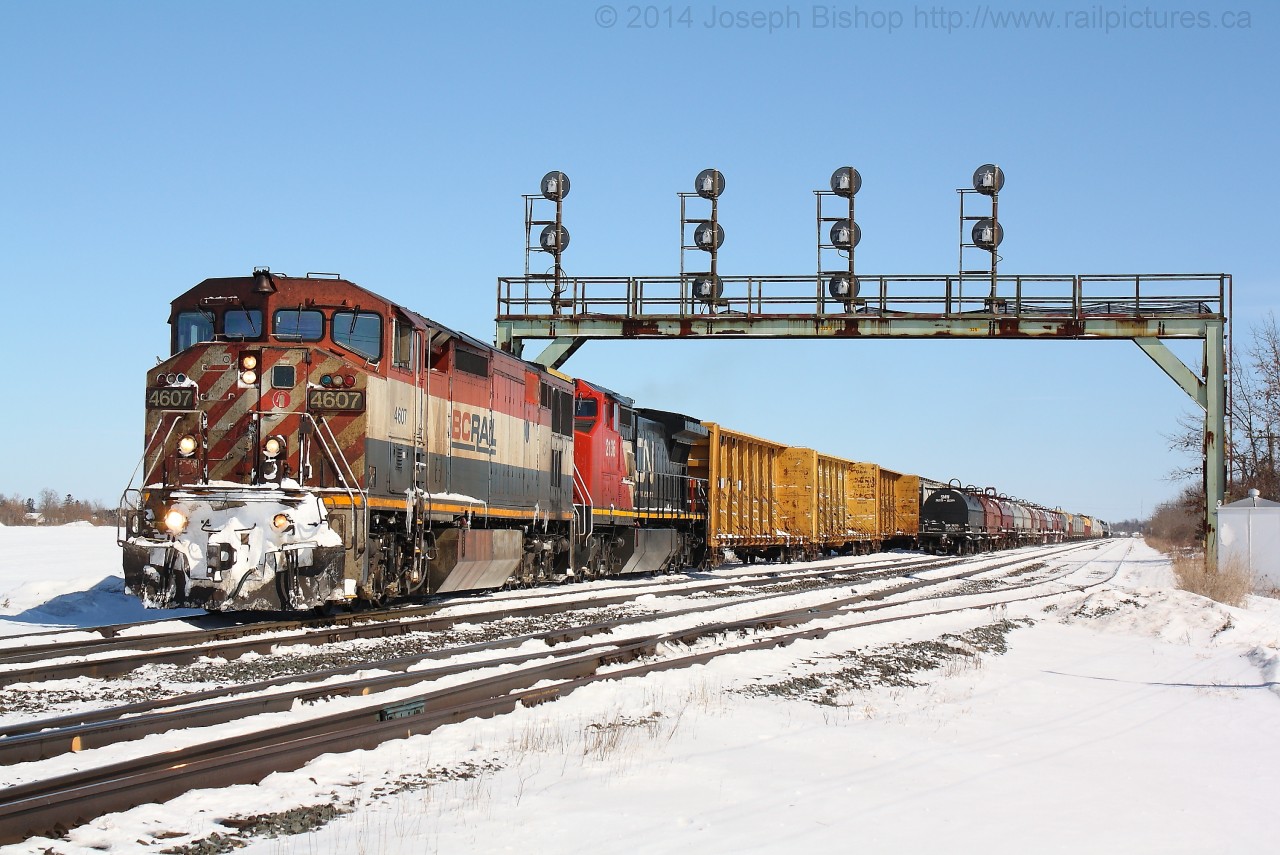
[0,549,975,687]
[0,540,1123,844]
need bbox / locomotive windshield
[574,398,598,433]
[174,310,214,352]
[333,311,382,361]
[224,308,263,340]
[273,308,324,341]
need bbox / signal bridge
[495,271,1229,558]
[495,168,1230,559]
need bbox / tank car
[920,481,1096,554]
[919,485,987,554]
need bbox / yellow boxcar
[885,467,921,548]
[845,463,921,551]
[690,423,789,559]
[776,448,852,551]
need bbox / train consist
[121,271,1108,612]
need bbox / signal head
[692,274,723,302]
[972,164,1005,195]
[692,222,725,252]
[972,218,1004,250]
[694,169,725,200]
[540,171,570,201]
[830,166,862,197]
[539,224,570,254]
[829,219,861,250]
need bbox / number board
[146,386,197,410]
[308,388,366,411]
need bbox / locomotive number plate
[308,388,366,411]
[146,386,196,410]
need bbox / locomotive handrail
[116,416,183,546]
[301,413,367,557]
[572,464,594,542]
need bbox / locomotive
[120,270,1107,612]
[120,270,709,610]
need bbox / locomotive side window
[555,389,573,436]
[574,397,598,433]
[175,310,214,352]
[273,308,324,341]
[333,311,382,361]
[392,318,415,369]
[455,348,489,377]
[224,308,263,340]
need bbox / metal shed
[1217,489,1280,590]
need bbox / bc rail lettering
[451,409,497,454]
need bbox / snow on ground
[0,525,199,636]
[2,530,1279,854]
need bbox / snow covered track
[0,551,963,687]
[0,541,1118,844]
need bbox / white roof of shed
[1222,489,1280,508]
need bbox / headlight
[241,354,258,371]
[263,436,284,458]
[177,435,198,457]
[272,513,292,531]
[240,370,258,385]
[163,509,188,534]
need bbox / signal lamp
[828,275,860,300]
[540,171,570,201]
[972,218,1004,250]
[694,169,725,200]
[830,219,861,249]
[163,509,187,534]
[156,374,169,387]
[539,224,570,253]
[321,374,332,387]
[693,222,725,252]
[692,275,723,302]
[177,435,198,457]
[830,166,862,197]
[331,375,345,388]
[343,374,355,387]
[272,513,292,532]
[972,164,1005,195]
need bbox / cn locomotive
[120,270,1107,612]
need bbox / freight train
[120,270,1107,612]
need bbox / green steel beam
[497,314,1214,343]
[1204,320,1226,563]
[529,337,587,369]
[1135,338,1207,410]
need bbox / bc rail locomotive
[120,270,1107,612]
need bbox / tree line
[0,490,118,526]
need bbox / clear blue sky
[1,0,1273,520]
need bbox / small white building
[1218,489,1280,591]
